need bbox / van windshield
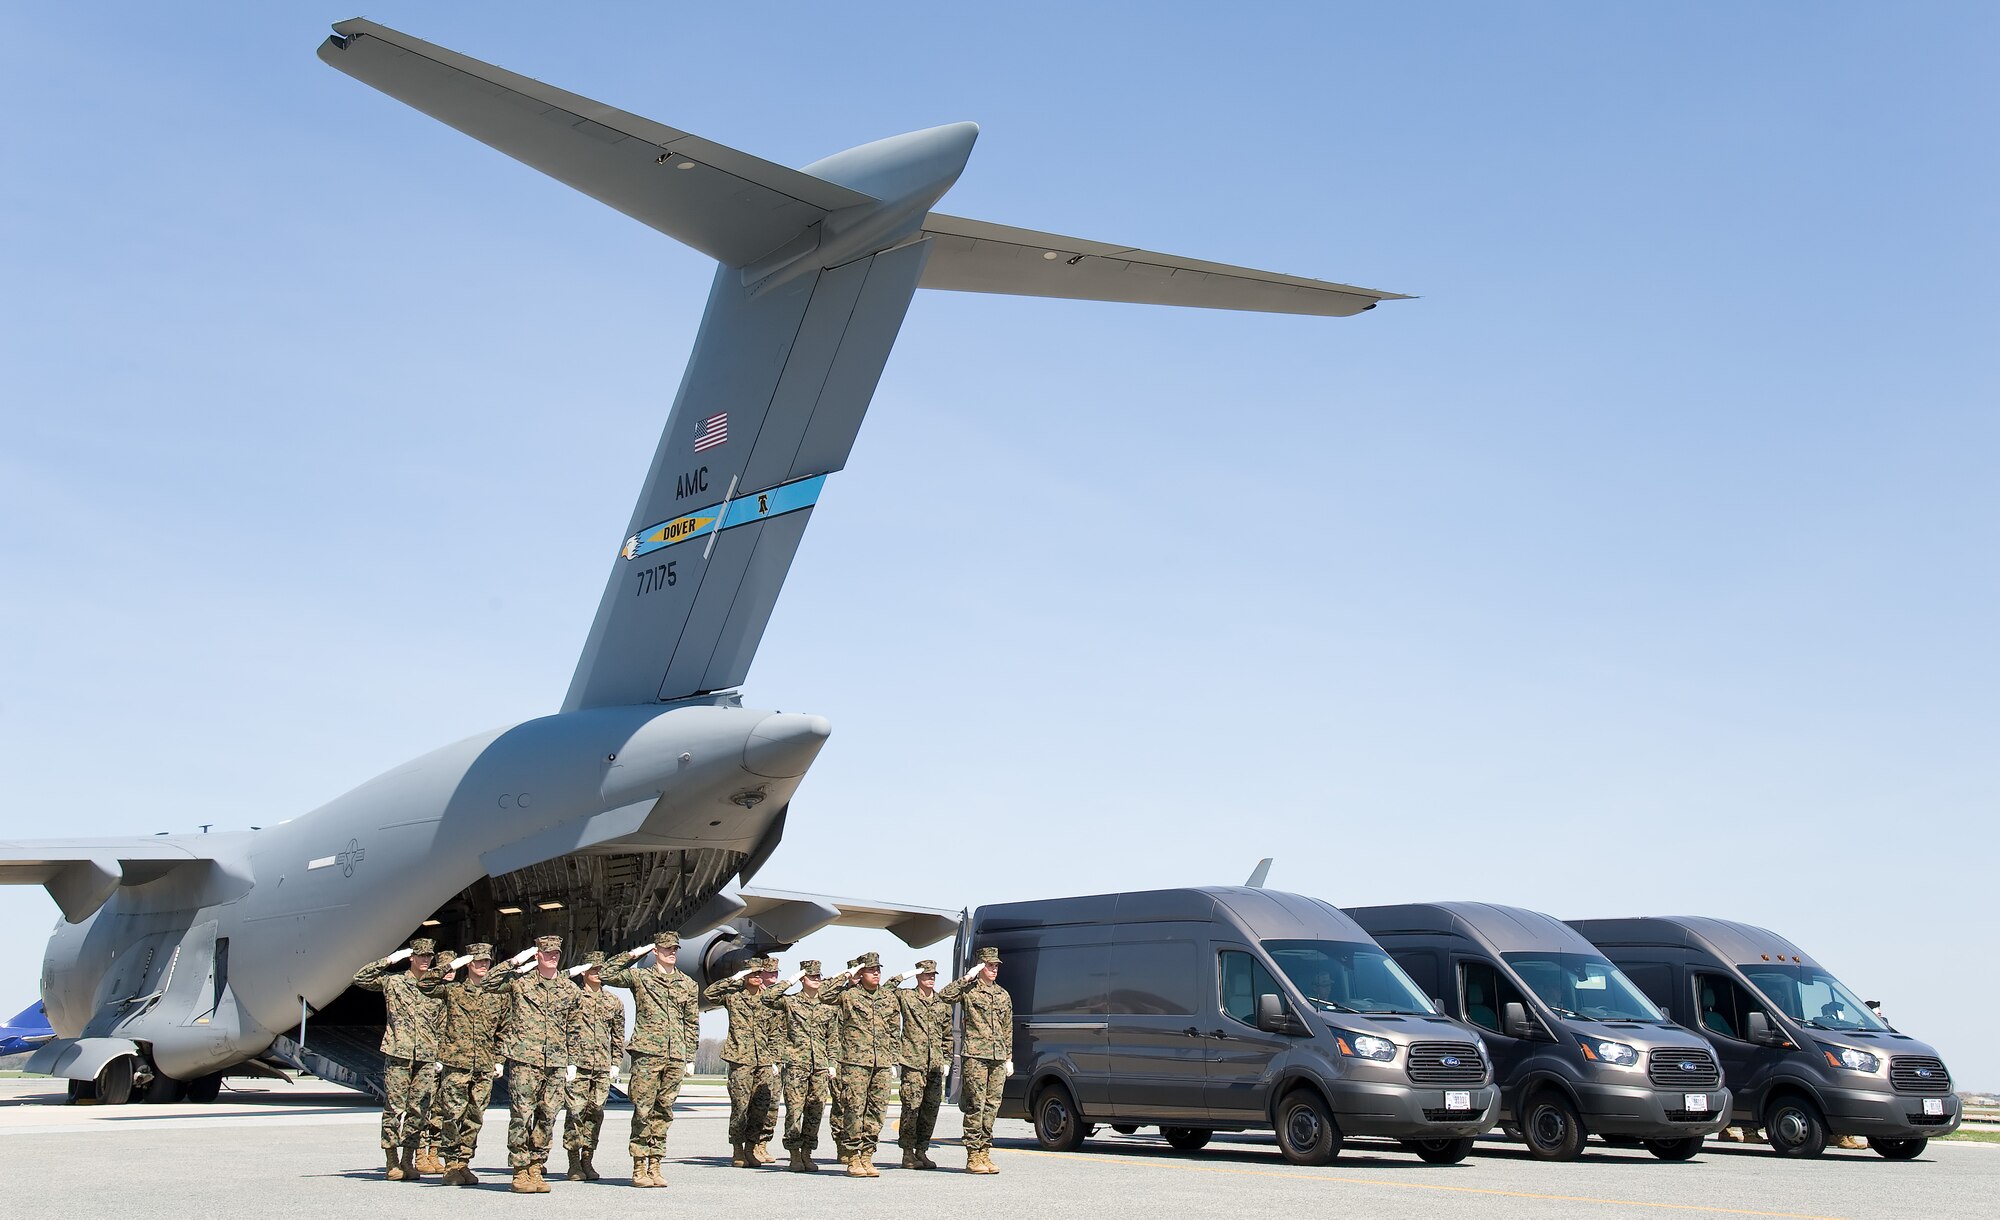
[1263,940,1435,1015]
[1739,963,1888,1032]
[1502,952,1665,1022]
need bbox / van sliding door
[1105,939,1207,1120]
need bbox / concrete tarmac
[0,1078,1989,1218]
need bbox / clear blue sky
[3,4,1995,1085]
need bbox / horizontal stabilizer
[919,212,1406,316]
[737,886,960,948]
[319,20,874,267]
[0,839,212,923]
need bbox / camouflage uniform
[416,948,457,1167]
[352,939,446,1164]
[820,962,860,1139]
[564,954,624,1173]
[436,945,515,1177]
[705,957,786,1161]
[600,932,700,1166]
[823,951,902,1169]
[895,962,952,1164]
[775,960,837,1164]
[474,936,582,1181]
[943,947,1014,1169]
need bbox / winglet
[1245,858,1273,889]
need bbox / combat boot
[442,1161,470,1186]
[752,1140,774,1164]
[901,1147,922,1169]
[511,1167,535,1194]
[646,1156,665,1187]
[844,1155,869,1177]
[584,1151,601,1181]
[789,1147,814,1173]
[916,1146,938,1170]
[529,1162,551,1193]
[400,1146,423,1182]
[566,1151,586,1181]
[420,1145,442,1174]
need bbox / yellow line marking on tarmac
[1005,1148,1847,1220]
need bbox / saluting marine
[772,959,837,1172]
[563,951,624,1182]
[820,958,862,1142]
[414,946,458,1175]
[822,949,901,1177]
[942,946,1013,1175]
[894,959,951,1169]
[601,930,701,1188]
[705,954,787,1168]
[435,943,517,1186]
[352,936,446,1182]
[473,934,582,1194]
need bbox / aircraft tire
[97,1057,134,1106]
[187,1073,224,1104]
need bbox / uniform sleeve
[468,967,516,995]
[703,975,745,1002]
[351,959,389,991]
[598,951,637,988]
[412,967,448,994]
[678,981,701,1058]
[938,977,970,1004]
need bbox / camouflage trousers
[898,1064,946,1150]
[563,1068,612,1154]
[960,1056,1007,1153]
[379,1056,438,1151]
[725,1062,779,1145]
[837,1064,893,1160]
[505,1061,567,1169]
[626,1054,687,1157]
[438,1065,495,1163]
[782,1062,832,1153]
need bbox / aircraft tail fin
[1245,858,1273,888]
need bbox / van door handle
[1182,1026,1204,1037]
[1208,1029,1228,1040]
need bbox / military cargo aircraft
[5,20,1401,1103]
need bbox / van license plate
[1923,1098,1944,1117]
[1684,1094,1708,1113]
[1445,1091,1472,1112]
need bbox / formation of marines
[352,933,1012,1191]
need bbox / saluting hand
[450,955,474,971]
[628,944,653,959]
[565,1065,577,1082]
[510,947,537,966]
[961,963,983,982]
[386,948,414,965]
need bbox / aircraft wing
[917,212,1407,316]
[736,886,960,948]
[0,839,213,923]
[318,20,876,267]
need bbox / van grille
[1407,1041,1484,1085]
[1908,1111,1953,1126]
[1647,1047,1720,1089]
[1890,1057,1950,1094]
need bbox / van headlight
[1822,1045,1879,1073]
[1583,1039,1639,1066]
[1340,1033,1397,1061]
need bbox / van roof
[974,886,1374,943]
[1565,916,1819,969]
[1347,901,1606,957]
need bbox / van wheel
[1405,1137,1474,1165]
[1521,1091,1586,1161]
[1872,1137,1925,1160]
[1765,1096,1827,1159]
[186,1073,223,1104]
[1275,1088,1342,1165]
[96,1057,134,1106]
[1162,1127,1211,1151]
[1033,1082,1087,1152]
[1111,1124,1140,1135]
[1645,1136,1703,1161]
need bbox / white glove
[730,967,753,981]
[785,972,805,989]
[565,1065,577,1082]
[492,1063,504,1078]
[629,944,653,959]
[683,1062,696,1077]
[962,963,983,982]
[566,963,590,977]
[510,947,537,965]
[433,1061,444,1075]
[450,954,473,971]
[386,948,414,964]
[1003,1059,1014,1076]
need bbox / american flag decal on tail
[692,411,728,453]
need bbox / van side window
[1458,959,1523,1034]
[1218,950,1282,1028]
[1025,945,1108,1016]
[1693,972,1765,1041]
[1393,950,1440,1004]
[1109,941,1200,1015]
[1618,963,1676,1016]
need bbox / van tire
[1405,1137,1474,1164]
[1764,1095,1827,1159]
[1645,1136,1703,1161]
[1274,1088,1342,1166]
[1162,1127,1211,1151]
[1032,1081,1087,1152]
[1521,1091,1587,1161]
[1872,1137,1925,1160]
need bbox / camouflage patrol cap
[653,931,681,949]
[799,960,822,978]
[535,935,563,953]
[975,946,1002,964]
[466,943,494,962]
[854,951,883,971]
[750,956,777,971]
[915,960,938,974]
[435,948,457,967]
[582,951,606,967]
[846,956,864,970]
[408,937,437,955]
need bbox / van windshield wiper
[1307,998,1361,1014]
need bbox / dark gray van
[968,886,1499,1165]
[1348,902,1731,1161]
[1569,916,1960,1159]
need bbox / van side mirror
[1503,1001,1540,1040]
[1257,992,1307,1036]
[1745,1011,1782,1046]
